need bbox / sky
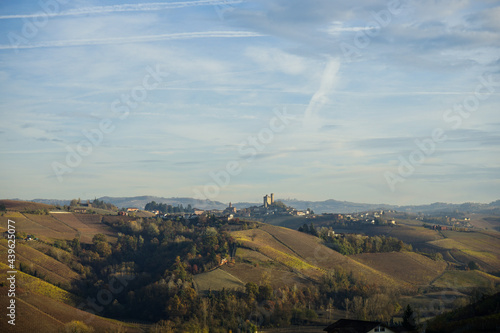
[0,0,499,206]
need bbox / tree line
[144,201,193,214]
[298,222,412,255]
[31,215,408,332]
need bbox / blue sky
[0,0,499,205]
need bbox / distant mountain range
[30,196,500,215]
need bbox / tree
[95,241,112,257]
[309,223,318,237]
[298,224,309,233]
[245,282,258,297]
[92,233,107,245]
[468,261,479,270]
[402,304,417,330]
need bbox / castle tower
[270,193,274,205]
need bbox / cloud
[0,31,264,50]
[0,1,245,19]
[325,21,375,36]
[303,58,340,129]
[245,47,310,75]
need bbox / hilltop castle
[263,193,275,208]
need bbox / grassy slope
[0,263,141,332]
[0,211,117,243]
[230,225,407,289]
[193,268,245,292]
[0,199,54,211]
[432,270,500,288]
[222,247,313,288]
[0,239,79,288]
[350,252,447,286]
[52,212,117,243]
[428,230,500,271]
[0,212,74,242]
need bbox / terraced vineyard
[350,252,447,286]
[193,268,245,293]
[429,230,500,271]
[231,225,407,289]
[0,212,76,241]
[431,270,500,289]
[0,263,141,333]
[51,213,115,243]
[0,240,79,288]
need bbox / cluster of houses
[322,211,397,226]
[2,232,37,241]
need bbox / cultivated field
[0,211,118,243]
[431,270,500,289]
[231,225,406,289]
[221,261,311,288]
[428,230,500,271]
[350,252,447,286]
[0,199,54,212]
[0,239,79,288]
[52,212,117,243]
[0,212,77,241]
[232,228,325,280]
[0,263,141,332]
[193,268,245,293]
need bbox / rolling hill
[0,239,79,289]
[26,196,500,214]
[0,211,117,244]
[0,263,141,332]
[227,224,412,289]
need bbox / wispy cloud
[303,58,340,129]
[0,31,264,50]
[0,0,245,19]
[325,21,374,36]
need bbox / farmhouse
[126,208,139,213]
[324,319,395,333]
[193,208,205,216]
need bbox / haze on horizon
[0,0,499,206]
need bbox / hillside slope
[350,252,447,286]
[229,225,410,289]
[0,239,79,289]
[0,211,117,243]
[0,263,141,332]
